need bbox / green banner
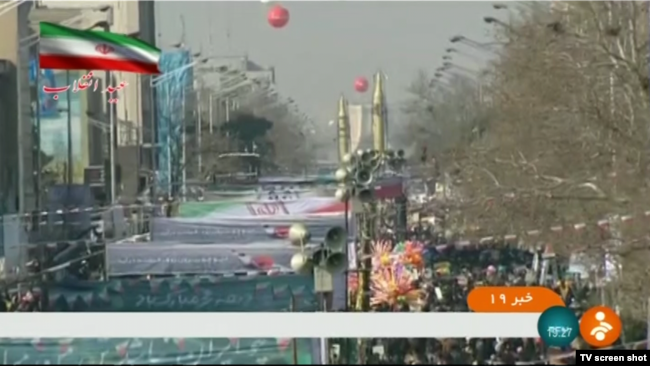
[0,275,319,364]
[47,275,317,312]
[0,337,314,364]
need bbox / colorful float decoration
[365,240,426,309]
[370,262,422,309]
[371,240,393,268]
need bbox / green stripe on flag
[39,22,161,54]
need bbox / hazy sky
[156,1,498,127]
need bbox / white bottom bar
[0,313,540,338]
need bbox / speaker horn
[288,223,311,247]
[324,226,347,251]
[397,149,405,159]
[290,252,313,274]
[360,150,373,164]
[355,169,373,186]
[325,252,347,273]
[357,188,374,203]
[311,248,330,266]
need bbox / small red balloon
[268,5,290,29]
[354,77,369,93]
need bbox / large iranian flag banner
[39,22,161,75]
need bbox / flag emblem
[95,44,114,55]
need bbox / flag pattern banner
[39,22,161,74]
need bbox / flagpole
[108,71,116,204]
[34,47,42,210]
[149,75,157,202]
[66,70,73,187]
[16,33,25,214]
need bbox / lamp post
[449,35,504,53]
[288,222,348,366]
[333,148,405,364]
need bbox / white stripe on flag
[40,38,159,64]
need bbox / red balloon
[354,77,369,93]
[268,5,290,29]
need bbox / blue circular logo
[538,306,579,348]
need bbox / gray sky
[156,1,497,127]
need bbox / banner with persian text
[106,243,301,275]
[0,338,314,364]
[152,197,350,244]
[150,216,347,244]
[178,197,345,219]
[0,275,319,364]
[46,275,316,312]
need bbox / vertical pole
[646,296,650,350]
[181,97,187,201]
[197,89,202,175]
[16,30,25,214]
[225,98,230,122]
[356,200,374,365]
[208,94,213,134]
[290,295,299,365]
[167,132,172,197]
[343,197,351,363]
[108,72,116,204]
[34,45,42,210]
[319,293,329,365]
[149,77,157,202]
[65,71,73,186]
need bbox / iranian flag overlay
[39,22,161,74]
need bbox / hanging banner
[0,337,315,364]
[178,197,345,219]
[150,216,347,244]
[154,197,350,243]
[107,243,303,276]
[47,275,316,312]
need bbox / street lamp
[449,35,503,52]
[484,16,497,24]
[449,35,465,43]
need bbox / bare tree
[185,83,315,180]
[237,91,315,173]
[405,2,650,320]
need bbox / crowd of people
[1,289,41,312]
[1,207,644,365]
[333,226,597,365]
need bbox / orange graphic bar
[467,287,565,313]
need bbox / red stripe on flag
[39,55,160,75]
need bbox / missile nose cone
[338,95,348,118]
